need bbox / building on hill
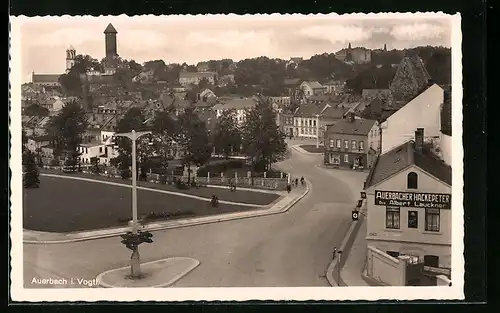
[179,71,217,86]
[299,81,327,98]
[31,72,61,87]
[323,80,346,95]
[335,43,372,64]
[196,63,210,72]
[65,45,76,73]
[323,114,379,169]
[363,129,452,276]
[199,88,217,101]
[286,57,303,69]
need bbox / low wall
[365,245,406,286]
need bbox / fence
[365,246,407,286]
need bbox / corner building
[363,129,452,270]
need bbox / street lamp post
[114,129,152,278]
[315,114,320,148]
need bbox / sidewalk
[340,216,369,286]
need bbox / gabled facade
[299,81,326,97]
[364,131,452,270]
[380,84,444,153]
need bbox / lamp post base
[130,247,143,279]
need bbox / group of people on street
[287,176,305,193]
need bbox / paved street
[23,144,367,288]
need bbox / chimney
[415,128,424,153]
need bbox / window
[351,140,357,150]
[386,206,400,229]
[99,147,102,153]
[344,154,349,163]
[387,251,400,258]
[425,208,440,232]
[359,141,364,151]
[330,154,340,164]
[309,120,312,127]
[85,148,88,154]
[329,139,334,148]
[408,211,418,228]
[424,255,439,267]
[336,139,341,148]
[313,119,317,127]
[344,140,349,149]
[313,128,317,135]
[407,172,418,189]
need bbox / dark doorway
[424,255,439,267]
[387,251,400,258]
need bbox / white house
[380,84,444,154]
[212,97,256,125]
[299,81,326,97]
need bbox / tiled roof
[326,118,376,136]
[365,140,452,189]
[32,74,61,83]
[362,89,391,99]
[304,81,324,89]
[295,103,345,119]
[212,98,256,111]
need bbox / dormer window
[407,172,418,189]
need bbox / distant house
[218,74,235,86]
[323,114,379,169]
[178,71,217,86]
[335,43,372,64]
[286,57,303,69]
[299,81,326,97]
[196,63,210,72]
[31,72,62,87]
[212,97,257,125]
[42,99,65,112]
[199,88,217,101]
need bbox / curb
[290,145,323,156]
[23,183,310,244]
[96,257,200,288]
[326,200,366,287]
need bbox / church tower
[384,44,387,51]
[65,45,76,73]
[104,23,118,59]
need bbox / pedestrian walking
[295,178,299,186]
[300,176,305,186]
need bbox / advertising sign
[374,190,451,210]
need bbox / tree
[59,54,102,96]
[111,108,148,179]
[23,150,40,188]
[177,108,211,182]
[47,100,88,165]
[241,97,287,174]
[150,109,178,169]
[90,157,100,174]
[213,109,241,158]
[22,129,28,153]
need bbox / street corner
[96,257,200,288]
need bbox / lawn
[23,176,267,233]
[38,169,280,205]
[299,145,325,154]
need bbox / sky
[15,13,453,82]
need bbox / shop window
[407,172,418,189]
[330,154,340,164]
[343,154,349,163]
[408,211,418,228]
[425,208,440,232]
[386,206,400,229]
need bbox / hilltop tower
[104,23,118,59]
[65,45,76,73]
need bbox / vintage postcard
[9,12,463,302]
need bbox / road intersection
[23,142,367,288]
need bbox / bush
[197,159,244,177]
[117,210,196,223]
[23,151,40,188]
